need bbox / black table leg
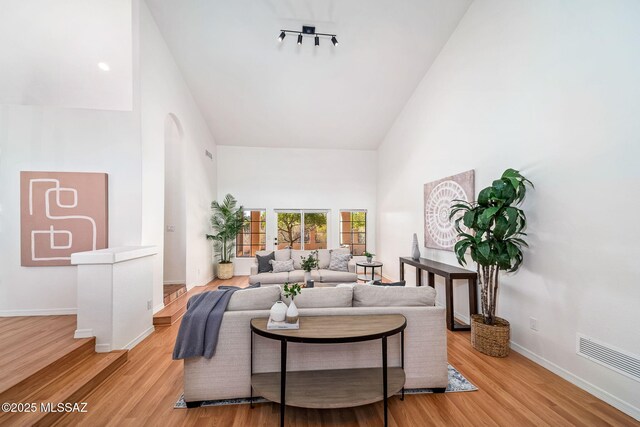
[371,266,375,281]
[445,278,454,330]
[382,336,388,427]
[468,277,478,317]
[280,339,287,427]
[416,268,422,286]
[401,330,405,401]
[399,261,404,281]
[250,331,254,408]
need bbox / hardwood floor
[19,276,636,426]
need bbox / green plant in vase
[206,194,247,280]
[300,251,319,284]
[362,251,375,263]
[283,282,302,324]
[450,168,533,357]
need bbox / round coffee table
[250,314,406,427]
[356,261,384,282]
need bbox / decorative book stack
[267,317,300,330]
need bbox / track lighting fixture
[277,26,339,48]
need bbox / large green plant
[450,169,533,325]
[206,194,247,264]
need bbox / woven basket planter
[471,314,510,357]
[217,262,234,280]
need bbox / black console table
[399,257,477,331]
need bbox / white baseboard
[124,326,155,350]
[0,308,77,317]
[510,340,640,421]
[74,328,94,339]
[95,343,111,353]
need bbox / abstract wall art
[20,171,108,266]
[424,170,475,251]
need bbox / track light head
[315,35,319,46]
[278,31,286,42]
[331,36,338,46]
[297,33,303,45]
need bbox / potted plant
[300,251,318,283]
[450,168,533,357]
[283,282,302,323]
[363,251,375,263]
[206,194,247,280]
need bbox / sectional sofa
[182,284,448,404]
[249,248,360,286]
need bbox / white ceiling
[145,0,472,150]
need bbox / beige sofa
[183,284,448,404]
[249,248,360,286]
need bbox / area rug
[174,364,476,408]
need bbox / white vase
[270,301,287,322]
[304,271,311,283]
[411,233,421,260]
[286,300,299,324]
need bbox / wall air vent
[577,334,640,382]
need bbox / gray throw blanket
[172,284,259,360]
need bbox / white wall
[0,106,141,315]
[217,146,377,275]
[377,0,640,418]
[0,0,133,111]
[139,1,217,311]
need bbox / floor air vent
[577,334,640,382]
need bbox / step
[163,284,187,305]
[153,291,190,326]
[0,316,91,394]
[0,350,127,427]
[0,337,95,401]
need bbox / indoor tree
[450,169,533,326]
[206,194,247,264]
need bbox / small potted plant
[300,250,318,283]
[450,168,533,357]
[363,251,375,263]
[283,282,302,324]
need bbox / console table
[399,257,477,331]
[250,314,406,427]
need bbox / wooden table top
[250,314,406,343]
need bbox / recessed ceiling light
[97,62,110,71]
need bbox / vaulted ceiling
[145,0,472,150]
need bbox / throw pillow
[256,252,275,273]
[328,252,352,272]
[372,280,406,287]
[270,259,295,273]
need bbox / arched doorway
[163,114,187,302]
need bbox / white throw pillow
[328,252,351,271]
[270,259,294,273]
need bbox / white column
[71,246,158,353]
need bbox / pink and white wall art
[20,171,109,266]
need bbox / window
[277,210,328,250]
[340,211,366,255]
[236,210,266,257]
